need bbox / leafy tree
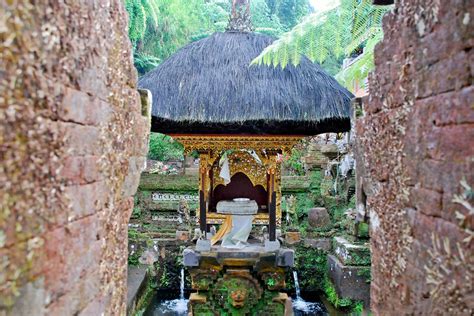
[125,0,159,43]
[277,0,312,30]
[264,0,312,31]
[125,0,313,76]
[148,133,184,161]
[252,0,284,36]
[335,30,383,89]
[125,0,162,73]
[133,52,160,74]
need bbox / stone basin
[216,199,258,215]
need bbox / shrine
[138,1,353,314]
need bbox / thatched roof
[138,32,353,135]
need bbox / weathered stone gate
[357,0,473,314]
[0,1,149,315]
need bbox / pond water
[144,294,328,316]
[145,269,188,316]
[144,292,329,316]
[144,295,189,316]
[292,271,328,316]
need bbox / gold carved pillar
[198,151,210,234]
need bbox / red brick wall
[0,1,149,315]
[355,0,473,314]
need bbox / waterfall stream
[146,268,188,315]
[293,270,302,298]
[179,268,185,300]
[292,271,326,315]
[171,268,188,314]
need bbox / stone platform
[183,242,294,315]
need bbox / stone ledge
[303,238,332,251]
[327,254,370,306]
[333,236,370,266]
[126,266,148,315]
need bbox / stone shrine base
[183,242,294,315]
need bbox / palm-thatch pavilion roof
[138,31,353,135]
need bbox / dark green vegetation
[282,169,357,237]
[148,133,184,161]
[292,245,364,312]
[282,148,305,176]
[125,0,312,76]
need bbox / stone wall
[0,1,149,315]
[355,0,473,314]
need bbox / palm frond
[252,0,392,69]
[252,4,344,67]
[336,30,383,90]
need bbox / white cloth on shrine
[221,215,254,249]
[216,199,258,249]
[245,149,262,165]
[219,156,231,184]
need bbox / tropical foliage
[148,133,184,161]
[264,0,312,31]
[252,0,393,90]
[125,0,159,42]
[125,0,311,76]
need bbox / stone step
[327,254,370,306]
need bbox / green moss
[282,148,305,176]
[282,176,311,192]
[309,170,323,201]
[128,228,148,240]
[266,278,276,287]
[357,222,370,238]
[350,248,371,266]
[322,276,366,312]
[128,251,141,266]
[131,206,142,219]
[139,173,199,191]
[133,271,155,316]
[323,277,353,308]
[352,301,364,314]
[292,245,327,291]
[159,265,170,287]
[357,267,371,283]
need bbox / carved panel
[213,151,267,189]
[173,135,302,154]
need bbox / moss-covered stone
[139,173,199,191]
[282,176,311,192]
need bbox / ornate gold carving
[213,151,267,189]
[190,135,297,227]
[173,135,303,154]
[206,212,271,225]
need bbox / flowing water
[146,269,328,315]
[292,271,327,316]
[145,268,188,316]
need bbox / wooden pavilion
[138,27,352,243]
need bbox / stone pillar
[355,0,473,314]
